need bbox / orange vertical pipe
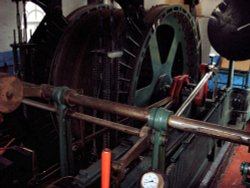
[101,148,111,188]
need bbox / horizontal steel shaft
[23,83,149,122]
[64,91,149,122]
[22,98,56,112]
[168,116,250,146]
[20,82,250,146]
[67,112,141,136]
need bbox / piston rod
[22,83,149,122]
[22,98,56,112]
[168,116,250,146]
[64,91,149,122]
[21,97,141,136]
[67,112,141,136]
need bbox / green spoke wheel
[129,5,200,107]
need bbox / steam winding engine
[1,0,250,187]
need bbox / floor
[217,145,249,188]
[217,123,250,188]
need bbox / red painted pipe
[101,148,111,188]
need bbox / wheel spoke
[134,85,153,106]
[134,33,162,106]
[149,32,161,76]
[163,32,180,77]
[134,28,181,106]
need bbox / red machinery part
[171,64,209,108]
[194,82,208,106]
[194,64,209,107]
[101,148,112,188]
[171,74,190,105]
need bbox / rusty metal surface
[112,127,151,174]
[65,91,149,122]
[23,83,53,98]
[24,81,150,122]
[0,73,23,113]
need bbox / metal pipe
[20,82,250,148]
[65,91,149,122]
[227,60,234,88]
[22,98,56,112]
[23,83,53,98]
[22,83,149,121]
[147,96,173,109]
[15,0,22,44]
[175,71,213,116]
[20,97,141,136]
[12,29,19,74]
[22,0,27,42]
[67,112,141,136]
[168,116,250,146]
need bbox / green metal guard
[148,107,173,171]
[53,87,74,176]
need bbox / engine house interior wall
[0,0,16,52]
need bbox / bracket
[53,87,74,176]
[148,108,173,171]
